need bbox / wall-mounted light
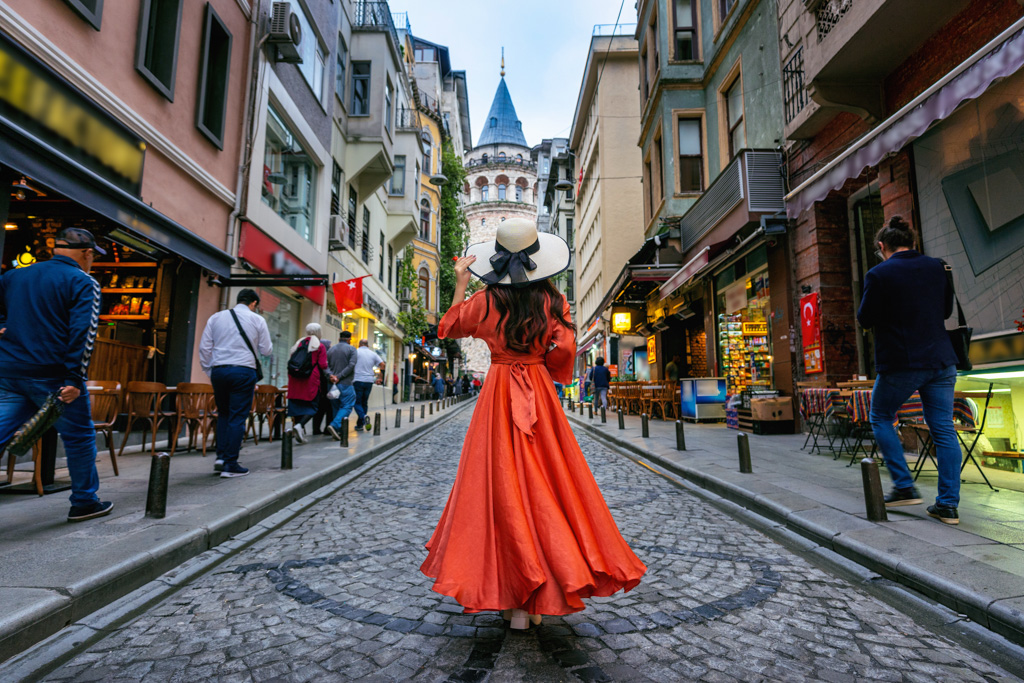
[4,222,16,231]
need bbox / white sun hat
[465,218,571,287]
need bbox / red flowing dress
[420,291,646,615]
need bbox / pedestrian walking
[461,375,470,395]
[200,289,272,478]
[472,376,481,394]
[592,357,611,410]
[353,339,385,432]
[858,216,962,525]
[421,218,646,629]
[325,331,358,441]
[311,339,333,435]
[392,370,400,404]
[0,228,113,521]
[286,323,328,444]
[431,373,445,400]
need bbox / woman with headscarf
[287,322,328,443]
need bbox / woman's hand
[454,255,476,289]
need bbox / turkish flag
[333,276,366,312]
[800,293,820,349]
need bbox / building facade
[537,138,576,318]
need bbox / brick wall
[686,328,708,377]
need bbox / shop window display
[716,260,772,396]
[262,105,317,242]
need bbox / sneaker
[364,421,372,432]
[326,425,341,441]
[214,459,224,473]
[355,419,365,430]
[291,425,307,444]
[220,463,250,478]
[884,487,923,507]
[927,504,959,525]
[68,500,114,522]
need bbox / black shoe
[326,425,341,441]
[884,487,923,507]
[68,500,114,522]
[927,504,959,525]
[355,420,365,430]
[214,459,224,473]
[220,463,249,478]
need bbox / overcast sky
[398,0,638,148]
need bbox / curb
[0,397,477,664]
[566,411,1024,647]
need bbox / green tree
[396,250,429,344]
[438,139,469,316]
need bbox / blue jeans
[353,381,373,424]
[328,384,357,429]
[211,366,257,463]
[870,365,960,508]
[596,387,609,410]
[0,377,99,506]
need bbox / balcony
[353,1,400,52]
[384,120,423,251]
[800,0,970,123]
[465,157,537,172]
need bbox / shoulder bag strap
[943,263,967,327]
[229,310,263,372]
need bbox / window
[388,245,394,291]
[379,232,385,279]
[566,270,575,302]
[384,79,393,133]
[64,0,103,31]
[639,44,649,102]
[677,118,703,192]
[347,186,358,248]
[135,0,183,100]
[498,184,506,200]
[490,117,497,128]
[335,35,348,101]
[498,152,506,161]
[566,218,574,249]
[725,77,745,159]
[331,161,342,214]
[415,46,436,62]
[195,4,232,148]
[418,267,430,310]
[481,185,489,201]
[482,153,488,164]
[361,207,371,263]
[390,155,406,196]
[516,154,523,162]
[292,3,324,101]
[420,199,431,240]
[720,0,737,21]
[673,0,697,61]
[423,145,431,175]
[262,105,317,242]
[515,185,523,201]
[351,62,371,115]
[481,218,486,226]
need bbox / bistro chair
[171,383,216,456]
[87,383,122,475]
[247,385,284,444]
[4,441,45,496]
[118,381,175,457]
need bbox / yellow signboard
[612,311,631,333]
[646,336,657,364]
[743,322,768,336]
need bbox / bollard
[578,401,584,416]
[430,402,434,415]
[395,409,402,428]
[145,452,171,519]
[618,409,625,430]
[568,399,574,412]
[410,406,415,423]
[421,404,425,419]
[281,430,293,470]
[339,418,349,447]
[737,433,752,473]
[588,403,593,420]
[675,420,686,451]
[641,413,649,438]
[861,457,888,522]
[373,413,381,436]
[601,407,607,424]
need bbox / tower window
[490,117,497,128]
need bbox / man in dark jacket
[325,331,357,441]
[858,216,961,524]
[592,357,612,410]
[0,229,113,522]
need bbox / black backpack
[288,339,314,379]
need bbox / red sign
[238,222,324,305]
[332,275,368,313]
[800,292,824,374]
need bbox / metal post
[861,457,888,522]
[410,406,415,423]
[429,402,434,415]
[144,452,171,519]
[738,433,752,473]
[421,404,425,419]
[395,409,401,428]
[600,407,606,424]
[578,401,584,416]
[618,409,625,430]
[281,430,293,470]
[568,399,574,412]
[373,413,381,436]
[641,413,649,438]
[588,403,593,420]
[339,418,349,447]
[675,420,686,451]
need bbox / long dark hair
[484,280,576,353]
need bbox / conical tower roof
[476,77,528,148]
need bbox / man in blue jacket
[0,229,113,522]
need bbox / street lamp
[429,173,448,186]
[554,179,574,191]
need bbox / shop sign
[800,292,824,374]
[724,280,747,314]
[969,331,1024,367]
[612,311,632,333]
[742,322,767,336]
[646,336,657,364]
[238,222,325,305]
[609,364,618,378]
[0,33,146,194]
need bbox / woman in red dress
[421,219,646,629]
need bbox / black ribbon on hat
[481,239,540,287]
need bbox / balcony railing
[396,107,420,131]
[783,47,808,123]
[353,1,399,51]
[815,0,854,43]
[593,23,637,36]
[466,157,537,171]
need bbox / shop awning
[584,235,682,330]
[0,119,235,277]
[786,18,1024,219]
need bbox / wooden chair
[651,384,679,420]
[171,384,216,456]
[88,384,122,475]
[247,385,284,444]
[118,381,174,457]
[4,441,45,496]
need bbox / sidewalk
[565,405,1024,646]
[0,395,475,662]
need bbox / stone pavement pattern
[42,412,1020,682]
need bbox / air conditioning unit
[328,215,348,250]
[651,319,671,333]
[268,2,302,64]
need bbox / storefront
[0,31,234,387]
[713,246,773,396]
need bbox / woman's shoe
[529,614,542,626]
[501,609,513,622]
[509,609,529,630]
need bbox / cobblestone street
[41,413,1022,682]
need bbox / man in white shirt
[199,289,273,477]
[352,339,386,432]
